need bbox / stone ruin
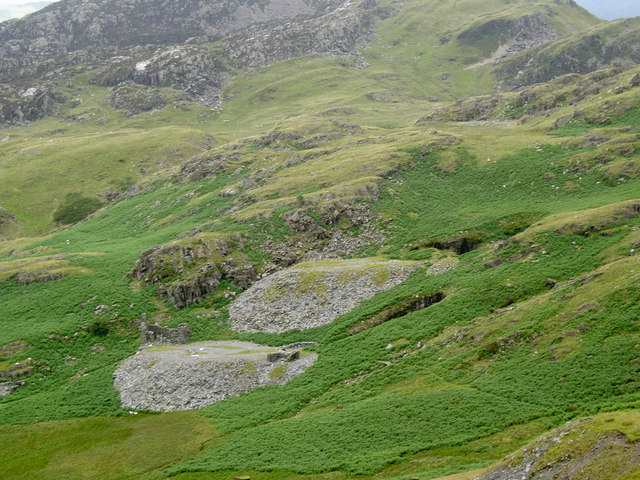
[140,321,191,345]
[267,350,300,362]
[266,342,319,362]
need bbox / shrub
[53,193,102,225]
[88,318,110,336]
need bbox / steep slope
[495,16,640,88]
[0,0,601,236]
[1,62,639,480]
[0,0,337,52]
[476,411,640,480]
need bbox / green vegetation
[0,412,220,480]
[0,1,638,479]
[53,192,102,225]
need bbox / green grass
[0,412,220,480]
[1,85,638,478]
[0,2,637,479]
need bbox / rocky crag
[0,0,601,125]
[0,0,374,116]
[129,232,257,309]
[494,16,640,88]
[229,258,418,333]
[114,340,317,411]
[475,414,640,480]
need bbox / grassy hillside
[0,0,600,236]
[1,61,639,478]
[0,1,638,479]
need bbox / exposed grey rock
[229,258,419,333]
[495,17,640,88]
[221,5,375,69]
[460,13,562,69]
[267,350,300,362]
[284,209,329,239]
[108,84,168,115]
[95,45,232,108]
[474,418,640,480]
[0,0,370,118]
[0,83,64,126]
[0,382,18,397]
[93,304,109,315]
[140,322,191,345]
[129,232,256,309]
[113,340,317,411]
[0,0,332,55]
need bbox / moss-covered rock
[129,232,257,308]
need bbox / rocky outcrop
[113,340,317,411]
[95,45,231,107]
[0,382,19,397]
[0,84,64,126]
[129,232,257,308]
[222,6,375,69]
[420,65,640,124]
[475,415,640,480]
[0,0,333,55]
[229,258,418,333]
[0,0,371,115]
[108,84,168,115]
[458,13,561,66]
[495,17,640,88]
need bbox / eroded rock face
[95,45,231,108]
[495,17,640,88]
[221,6,375,69]
[0,0,330,55]
[475,417,640,480]
[129,232,257,308]
[0,84,64,126]
[113,340,317,411]
[108,84,168,115]
[229,258,418,333]
[458,13,561,67]
[140,322,191,345]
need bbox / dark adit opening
[410,230,484,255]
[348,291,445,335]
[427,232,483,254]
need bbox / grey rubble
[114,340,317,412]
[229,258,419,333]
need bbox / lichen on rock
[229,258,419,333]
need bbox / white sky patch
[0,0,55,21]
[574,0,639,20]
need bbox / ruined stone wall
[140,322,191,345]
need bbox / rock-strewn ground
[475,415,640,480]
[229,258,419,333]
[114,340,316,411]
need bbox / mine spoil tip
[114,340,318,412]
